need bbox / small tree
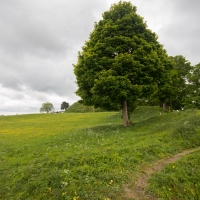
[40,102,54,113]
[74,1,170,126]
[61,101,69,111]
[183,63,200,109]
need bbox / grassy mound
[0,106,199,199]
[66,102,106,113]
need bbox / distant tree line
[40,101,70,113]
[141,55,200,111]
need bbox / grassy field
[0,106,200,199]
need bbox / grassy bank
[0,107,200,199]
[147,149,200,199]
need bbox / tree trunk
[122,100,129,127]
[163,102,166,111]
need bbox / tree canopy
[183,63,200,109]
[40,102,54,113]
[169,55,192,109]
[74,1,172,126]
[147,55,193,111]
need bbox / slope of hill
[0,106,200,199]
[66,102,106,113]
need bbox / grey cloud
[127,0,200,65]
[0,0,107,58]
[0,0,109,97]
[0,54,77,96]
[156,0,200,65]
[0,0,110,115]
[1,0,200,115]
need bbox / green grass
[147,150,200,199]
[0,107,200,199]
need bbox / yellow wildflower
[109,180,113,184]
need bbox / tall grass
[0,107,199,199]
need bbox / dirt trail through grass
[124,147,200,200]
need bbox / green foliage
[1,107,200,199]
[153,55,192,110]
[172,55,192,81]
[40,102,54,113]
[183,63,200,109]
[154,67,179,110]
[74,1,169,119]
[170,55,192,109]
[61,101,69,111]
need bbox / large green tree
[74,1,170,126]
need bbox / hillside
[0,106,200,199]
[66,102,106,113]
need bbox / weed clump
[173,124,196,139]
[172,115,200,146]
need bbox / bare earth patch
[124,147,200,200]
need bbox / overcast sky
[0,0,199,115]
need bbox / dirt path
[124,147,200,200]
